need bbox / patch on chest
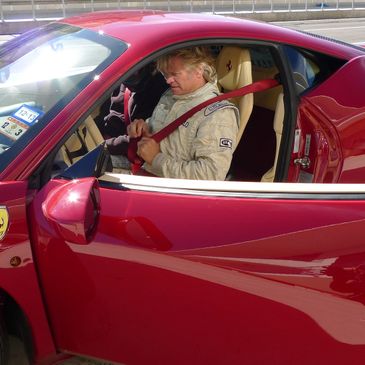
[219,138,233,149]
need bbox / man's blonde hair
[157,46,217,83]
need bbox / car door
[286,52,365,184]
[0,181,57,361]
[29,168,365,365]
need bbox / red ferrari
[1,10,365,365]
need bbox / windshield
[0,22,127,163]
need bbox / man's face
[162,56,206,95]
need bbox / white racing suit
[144,82,239,180]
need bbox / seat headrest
[216,46,252,91]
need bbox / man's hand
[137,137,160,164]
[127,119,150,138]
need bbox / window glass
[283,46,319,93]
[0,23,127,169]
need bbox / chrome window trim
[100,173,365,200]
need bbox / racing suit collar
[172,82,218,101]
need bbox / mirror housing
[42,177,100,244]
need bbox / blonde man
[128,46,239,180]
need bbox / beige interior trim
[261,93,285,182]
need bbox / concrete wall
[0,20,50,35]
[241,8,365,21]
[1,8,365,34]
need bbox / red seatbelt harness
[128,78,280,173]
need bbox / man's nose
[165,76,174,84]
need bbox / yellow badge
[0,206,9,240]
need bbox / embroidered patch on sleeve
[219,138,233,149]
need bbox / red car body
[1,10,365,365]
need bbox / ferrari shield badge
[0,206,9,240]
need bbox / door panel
[30,178,365,365]
[0,182,56,362]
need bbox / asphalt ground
[5,16,365,365]
[273,17,365,44]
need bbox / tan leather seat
[216,46,253,142]
[61,115,104,166]
[80,115,104,150]
[261,93,285,182]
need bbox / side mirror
[42,177,100,244]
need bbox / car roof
[59,10,363,60]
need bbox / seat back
[61,115,104,166]
[216,46,253,142]
[261,93,285,182]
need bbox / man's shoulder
[203,100,238,117]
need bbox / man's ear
[195,64,205,79]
